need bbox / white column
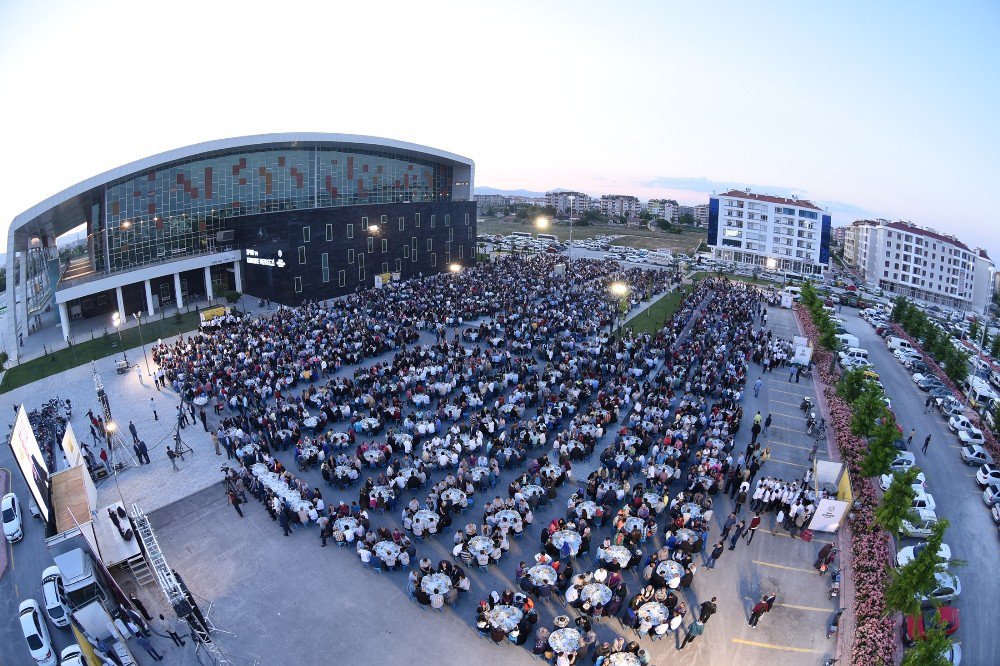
[58,302,70,342]
[115,286,126,322]
[204,266,214,301]
[233,260,243,292]
[173,272,184,309]
[144,279,155,316]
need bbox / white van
[839,347,869,363]
[783,286,802,300]
[886,336,914,353]
[836,334,860,350]
[964,376,999,411]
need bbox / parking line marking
[766,424,806,432]
[764,458,816,469]
[765,440,815,452]
[752,560,817,574]
[770,388,812,397]
[759,528,834,544]
[732,638,821,654]
[776,603,830,613]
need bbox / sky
[0,1,998,255]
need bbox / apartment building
[848,219,993,313]
[646,199,679,222]
[693,203,709,227]
[707,190,831,275]
[598,195,642,219]
[544,190,591,217]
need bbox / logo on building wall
[245,248,286,268]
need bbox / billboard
[808,498,849,533]
[61,422,84,468]
[8,405,51,522]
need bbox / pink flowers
[797,305,898,666]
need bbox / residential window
[398,216,405,231]
[338,269,346,287]
[348,248,355,264]
[465,213,470,226]
[321,253,329,283]
[431,252,437,267]
[325,224,333,241]
[358,253,365,270]
[362,216,369,230]
[294,276,303,293]
[380,215,387,226]
[367,237,374,253]
[415,213,421,228]
[459,245,464,258]
[427,238,433,251]
[302,226,310,243]
[298,246,306,264]
[448,228,454,242]
[381,239,388,253]
[347,224,354,239]
[395,258,402,272]
[444,214,450,226]
[411,237,417,262]
[430,215,436,228]
[403,245,410,258]
[382,262,389,274]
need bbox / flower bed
[890,325,1000,462]
[796,305,898,666]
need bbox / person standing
[907,428,915,447]
[699,597,717,623]
[748,594,773,628]
[99,448,111,475]
[150,397,158,421]
[813,543,834,569]
[924,395,933,413]
[922,434,931,454]
[745,513,762,544]
[705,541,724,569]
[753,377,763,398]
[199,408,209,432]
[227,490,244,518]
[135,634,163,661]
[727,520,746,550]
[157,614,186,647]
[679,618,704,649]
[128,420,139,444]
[279,507,292,536]
[720,512,738,539]
[788,366,795,383]
[134,440,151,465]
[750,420,761,445]
[129,591,153,621]
[763,413,772,436]
[211,431,221,456]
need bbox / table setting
[412,509,440,531]
[420,572,453,596]
[521,484,545,498]
[576,501,598,519]
[551,530,582,556]
[373,540,400,560]
[494,509,522,530]
[597,544,631,568]
[467,535,494,557]
[581,582,612,606]
[656,560,683,580]
[486,605,522,632]
[334,516,359,533]
[527,564,557,586]
[548,628,582,652]
[637,601,669,626]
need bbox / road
[839,306,998,664]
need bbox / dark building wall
[235,201,477,305]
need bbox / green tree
[921,324,941,357]
[968,318,980,344]
[678,212,695,226]
[579,209,605,226]
[875,467,919,537]
[656,218,673,231]
[800,281,818,307]
[837,367,869,403]
[861,416,903,477]
[886,519,950,617]
[890,295,909,323]
[851,382,888,437]
[639,210,653,222]
[991,333,1000,359]
[942,346,970,384]
[901,621,953,666]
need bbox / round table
[334,517,359,533]
[363,449,384,465]
[638,601,670,626]
[370,485,393,501]
[676,528,697,543]
[581,583,612,606]
[623,517,646,534]
[540,464,561,479]
[522,484,545,498]
[469,466,490,482]
[656,560,683,580]
[597,545,631,568]
[549,627,583,652]
[420,572,453,596]
[643,492,663,510]
[412,509,439,531]
[486,605,522,632]
[495,509,522,529]
[467,535,494,557]
[373,540,400,560]
[441,488,467,506]
[192,396,209,406]
[607,653,641,666]
[576,501,598,519]
[551,530,582,556]
[527,564,557,586]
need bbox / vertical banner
[61,422,83,468]
[9,406,51,522]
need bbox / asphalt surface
[839,305,998,664]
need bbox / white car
[59,645,85,666]
[888,452,917,473]
[958,428,985,445]
[919,572,961,605]
[976,464,1000,487]
[40,566,70,628]
[911,490,936,512]
[961,444,994,466]
[900,508,938,539]
[879,472,926,491]
[2,492,23,542]
[896,542,952,568]
[912,372,929,384]
[949,415,973,433]
[18,599,56,666]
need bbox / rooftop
[717,189,823,211]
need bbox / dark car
[903,606,959,646]
[917,377,945,391]
[929,387,954,400]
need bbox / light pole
[567,195,575,260]
[111,312,129,365]
[611,281,629,338]
[133,312,151,376]
[449,263,462,274]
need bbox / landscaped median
[796,303,899,666]
[620,285,693,336]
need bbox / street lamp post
[133,312,152,376]
[111,312,129,365]
[610,281,629,338]
[567,195,575,261]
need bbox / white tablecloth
[412,509,439,530]
[420,572,452,595]
[638,602,669,626]
[581,582,612,606]
[551,530,582,555]
[467,535,494,557]
[597,545,631,567]
[549,627,583,652]
[527,564,556,585]
[334,517,359,533]
[373,540,400,560]
[486,605,522,632]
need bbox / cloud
[640,176,806,197]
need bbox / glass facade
[101,145,454,270]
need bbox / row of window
[295,250,462,293]
[302,212,472,243]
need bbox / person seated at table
[419,558,434,574]
[415,586,432,606]
[606,594,623,618]
[357,545,373,565]
[565,583,583,607]
[662,590,677,610]
[391,528,404,544]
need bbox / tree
[800,281,818,307]
[886,519,950,617]
[579,209,605,226]
[942,345,970,384]
[678,212,695,226]
[991,333,1000,359]
[968,318,980,344]
[837,367,869,403]
[901,621,953,666]
[875,467,919,537]
[890,295,909,323]
[861,417,903,477]
[639,210,653,222]
[851,382,888,437]
[921,325,941,357]
[656,218,673,231]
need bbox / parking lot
[840,306,998,664]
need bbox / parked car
[938,399,965,418]
[958,427,985,445]
[918,572,961,606]
[889,452,917,473]
[960,444,994,466]
[900,508,939,538]
[911,489,937,512]
[929,387,954,401]
[896,542,952,568]
[903,606,960,646]
[40,567,70,628]
[909,360,930,374]
[880,472,926,491]
[949,415,974,432]
[976,464,1000,487]
[992,504,1000,524]
[59,645,85,666]
[2,492,23,543]
[982,482,1000,506]
[18,599,57,666]
[918,377,945,391]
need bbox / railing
[57,246,237,290]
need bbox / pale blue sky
[0,1,997,254]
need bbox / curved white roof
[8,133,475,249]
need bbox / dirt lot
[477,218,706,254]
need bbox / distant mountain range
[474,186,550,198]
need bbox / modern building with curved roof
[5,133,476,360]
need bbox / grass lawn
[0,310,205,393]
[622,287,694,336]
[477,218,706,254]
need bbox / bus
[510,231,532,239]
[536,233,558,244]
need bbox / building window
[465,213,470,226]
[321,253,329,283]
[325,224,333,241]
[362,216,368,230]
[380,215,387,226]
[403,245,410,258]
[347,224,354,239]
[302,226,310,243]
[348,248,355,264]
[468,227,473,239]
[411,237,417,262]
[395,258,401,272]
[359,265,365,281]
[294,276,303,293]
[445,214,450,226]
[459,245,464,258]
[432,252,437,267]
[427,238,433,251]
[298,246,306,264]
[367,237,374,253]
[415,213,421,228]
[338,269,346,287]
[398,217,405,231]
[448,228,454,242]
[359,253,365,270]
[381,239,388,253]
[382,262,389,274]
[430,215,436,228]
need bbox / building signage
[245,248,286,268]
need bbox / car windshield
[2,507,14,522]
[48,603,63,618]
[26,633,43,650]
